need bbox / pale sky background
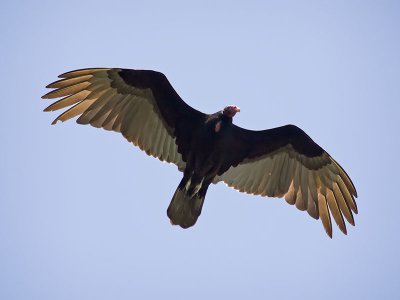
[1,1,399,299]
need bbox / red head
[223,105,241,118]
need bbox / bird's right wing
[42,68,207,170]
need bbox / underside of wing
[217,125,357,237]
[42,68,205,171]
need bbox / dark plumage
[42,68,358,237]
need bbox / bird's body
[168,110,241,227]
[43,68,358,237]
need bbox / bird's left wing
[42,68,206,170]
[216,124,357,237]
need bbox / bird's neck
[212,113,232,133]
[220,113,233,124]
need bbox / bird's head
[223,105,241,118]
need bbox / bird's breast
[186,121,232,174]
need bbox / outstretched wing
[217,124,357,237]
[42,68,206,170]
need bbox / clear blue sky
[1,1,399,299]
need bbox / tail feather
[167,187,205,228]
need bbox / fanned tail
[167,187,205,228]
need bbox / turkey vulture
[42,68,358,237]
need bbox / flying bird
[42,68,358,237]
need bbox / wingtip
[324,226,333,238]
[352,204,359,215]
[58,70,74,78]
[351,185,358,198]
[340,227,348,235]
